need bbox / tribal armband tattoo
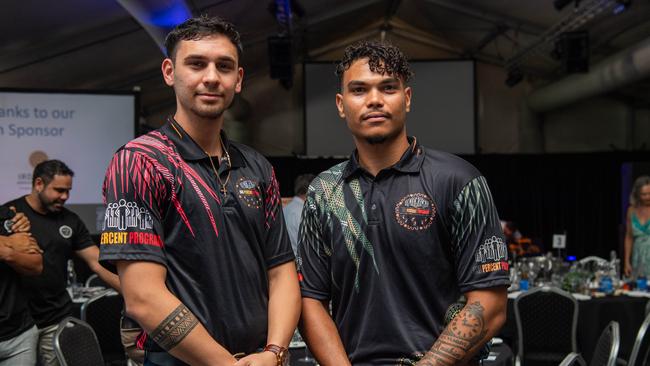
[150,304,199,351]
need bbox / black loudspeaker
[268,36,293,85]
[554,31,589,73]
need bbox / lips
[197,93,223,100]
[362,111,389,122]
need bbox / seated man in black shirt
[297,41,509,365]
[4,159,120,366]
[0,208,42,365]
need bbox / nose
[366,88,383,108]
[60,191,69,201]
[203,64,220,86]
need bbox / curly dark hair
[335,40,413,86]
[164,15,243,61]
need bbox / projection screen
[0,89,137,233]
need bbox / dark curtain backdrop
[270,152,650,260]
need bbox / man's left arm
[76,245,121,292]
[417,286,507,366]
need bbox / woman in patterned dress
[624,175,650,277]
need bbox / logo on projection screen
[16,151,49,192]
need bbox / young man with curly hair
[297,41,509,366]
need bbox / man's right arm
[0,234,42,275]
[117,260,236,366]
[300,298,350,366]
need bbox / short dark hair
[164,15,243,61]
[32,160,74,187]
[294,174,315,196]
[335,40,413,86]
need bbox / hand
[624,261,633,277]
[233,351,278,366]
[8,233,42,254]
[9,208,31,233]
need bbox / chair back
[81,290,125,363]
[54,317,105,366]
[85,273,108,288]
[628,312,650,366]
[514,286,578,364]
[560,352,587,366]
[589,321,620,366]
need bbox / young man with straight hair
[297,41,509,366]
[100,16,300,366]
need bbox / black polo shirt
[297,137,510,365]
[3,197,94,328]
[99,118,294,356]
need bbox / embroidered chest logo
[59,225,73,239]
[103,199,154,231]
[394,193,436,230]
[475,236,509,273]
[236,177,262,209]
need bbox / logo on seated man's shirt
[103,199,154,231]
[59,225,73,239]
[394,193,436,230]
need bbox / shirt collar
[342,136,424,180]
[161,116,245,168]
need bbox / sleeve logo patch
[236,177,262,209]
[103,199,154,231]
[394,193,436,230]
[475,236,509,273]
[100,231,163,247]
[59,225,73,239]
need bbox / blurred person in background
[283,174,315,254]
[3,159,120,366]
[0,207,42,365]
[624,175,650,278]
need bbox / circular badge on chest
[236,177,262,209]
[59,225,73,239]
[394,193,436,231]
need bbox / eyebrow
[346,77,401,88]
[183,54,236,63]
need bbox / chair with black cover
[560,352,587,366]
[627,312,650,366]
[81,290,125,364]
[589,321,619,366]
[514,286,578,366]
[54,317,105,366]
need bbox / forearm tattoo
[150,304,199,351]
[417,301,488,366]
